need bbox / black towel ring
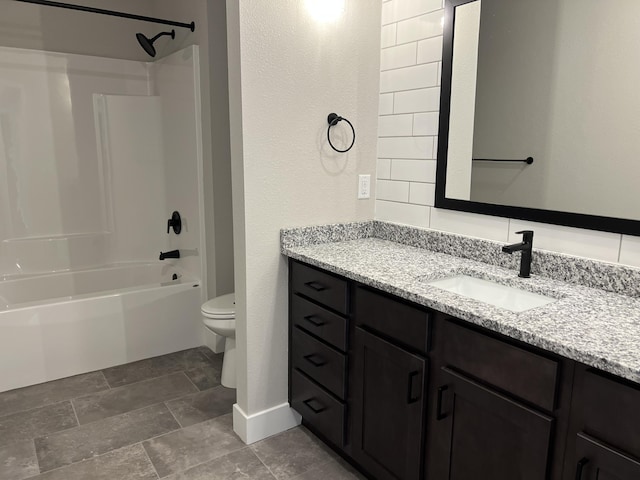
[327,113,356,153]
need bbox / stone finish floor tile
[143,413,244,478]
[0,440,39,480]
[30,444,158,480]
[73,372,197,424]
[0,373,109,418]
[290,458,367,480]
[35,403,180,472]
[102,349,216,388]
[163,447,276,480]
[0,402,77,448]
[251,427,337,480]
[166,385,235,427]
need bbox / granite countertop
[282,232,640,385]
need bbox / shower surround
[0,45,207,392]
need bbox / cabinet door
[351,327,426,480]
[573,433,640,480]
[432,367,553,480]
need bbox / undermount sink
[427,275,556,313]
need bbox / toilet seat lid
[202,293,235,317]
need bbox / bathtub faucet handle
[167,211,182,235]
[159,250,180,261]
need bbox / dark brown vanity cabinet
[288,259,640,480]
[565,368,640,479]
[350,287,430,480]
[289,261,349,448]
[427,320,559,480]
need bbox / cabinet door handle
[575,457,589,480]
[407,371,421,404]
[436,385,448,420]
[303,398,326,414]
[303,315,326,327]
[304,281,327,292]
[303,353,327,367]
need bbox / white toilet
[201,293,236,388]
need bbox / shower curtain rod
[14,0,195,31]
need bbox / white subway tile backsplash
[377,158,392,179]
[430,209,510,242]
[380,63,438,93]
[432,136,438,158]
[377,179,410,202]
[508,221,621,263]
[381,23,397,48]
[381,0,444,25]
[409,182,435,206]
[413,112,439,135]
[378,114,414,137]
[378,137,433,159]
[619,235,640,267]
[394,87,440,113]
[417,36,443,64]
[381,43,417,71]
[376,200,431,228]
[391,159,437,182]
[379,93,394,115]
[396,10,445,44]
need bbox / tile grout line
[164,399,185,429]
[138,441,161,479]
[69,398,81,427]
[99,370,112,389]
[251,446,280,480]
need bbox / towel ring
[327,113,356,153]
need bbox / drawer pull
[304,281,327,292]
[575,458,589,480]
[436,385,448,420]
[407,371,421,404]
[303,398,327,414]
[304,353,327,367]
[304,315,326,327]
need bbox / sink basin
[427,275,556,312]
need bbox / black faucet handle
[515,230,534,242]
[167,211,182,235]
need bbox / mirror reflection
[443,0,640,222]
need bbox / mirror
[436,0,640,235]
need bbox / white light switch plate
[358,174,371,199]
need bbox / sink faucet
[502,231,534,278]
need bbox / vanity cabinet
[289,261,349,448]
[350,287,430,480]
[288,259,640,480]
[565,368,640,479]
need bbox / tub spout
[159,250,180,260]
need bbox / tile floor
[0,347,363,480]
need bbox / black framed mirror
[435,0,640,236]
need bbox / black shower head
[136,29,175,58]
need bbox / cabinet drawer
[355,286,430,353]
[442,320,558,411]
[291,326,347,399]
[580,370,640,457]
[291,294,347,352]
[291,261,348,314]
[291,368,346,448]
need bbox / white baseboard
[233,402,302,444]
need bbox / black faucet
[159,250,180,260]
[502,230,534,278]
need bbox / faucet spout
[502,231,533,278]
[159,249,180,261]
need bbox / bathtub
[0,263,203,393]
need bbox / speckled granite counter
[281,222,640,385]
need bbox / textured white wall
[228,0,380,418]
[375,0,640,268]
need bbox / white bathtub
[0,263,203,393]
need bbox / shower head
[136,29,175,58]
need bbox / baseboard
[233,402,302,444]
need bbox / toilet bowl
[202,293,236,388]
